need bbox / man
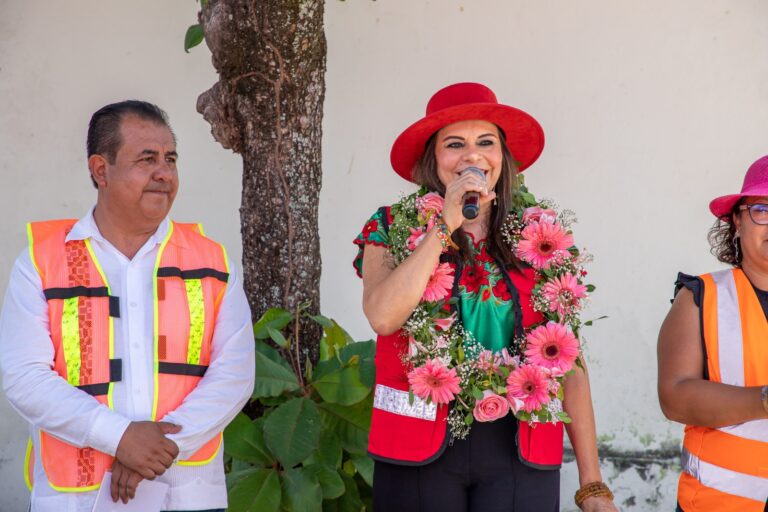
[0,101,255,512]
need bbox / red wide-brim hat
[390,82,545,183]
[710,155,768,219]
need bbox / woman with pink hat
[658,156,768,512]
[353,83,617,511]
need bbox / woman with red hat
[659,155,768,512]
[353,83,617,511]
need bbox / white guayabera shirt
[0,210,255,512]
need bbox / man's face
[97,116,178,228]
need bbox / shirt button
[129,302,137,308]
[132,343,139,349]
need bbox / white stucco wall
[1,1,767,510]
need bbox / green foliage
[184,24,204,53]
[226,308,375,512]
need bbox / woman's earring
[493,197,498,206]
[733,233,741,264]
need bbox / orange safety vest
[25,219,229,492]
[678,268,768,511]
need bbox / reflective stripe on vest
[373,384,437,421]
[679,269,768,509]
[25,220,229,491]
[682,447,768,503]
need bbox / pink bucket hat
[710,156,768,219]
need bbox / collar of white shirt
[65,208,171,249]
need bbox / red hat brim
[390,103,545,183]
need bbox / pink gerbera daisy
[506,364,551,413]
[524,322,580,373]
[421,262,454,302]
[540,273,588,316]
[408,358,461,404]
[516,222,574,269]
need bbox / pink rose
[416,192,444,217]
[523,206,557,224]
[473,390,510,422]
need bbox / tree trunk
[197,0,326,362]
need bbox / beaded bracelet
[574,481,613,508]
[434,216,459,250]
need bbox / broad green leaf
[350,455,373,487]
[338,341,376,388]
[226,464,255,491]
[184,24,204,53]
[266,326,288,348]
[312,359,370,406]
[319,337,334,361]
[224,414,273,466]
[322,320,354,349]
[254,344,300,398]
[303,427,343,469]
[318,397,372,455]
[280,467,322,512]
[303,464,345,500]
[228,468,281,512]
[322,472,364,512]
[264,397,321,468]
[253,308,293,339]
[308,314,334,328]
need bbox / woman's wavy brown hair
[707,199,744,267]
[412,127,522,269]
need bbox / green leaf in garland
[184,24,204,53]
[227,468,281,512]
[263,397,321,469]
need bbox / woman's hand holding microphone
[440,168,497,232]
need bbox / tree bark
[197,0,326,362]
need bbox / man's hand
[110,460,144,504]
[115,421,181,479]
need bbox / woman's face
[734,196,768,268]
[434,120,503,190]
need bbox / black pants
[373,415,560,512]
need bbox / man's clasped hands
[110,421,181,503]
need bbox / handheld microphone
[461,167,485,219]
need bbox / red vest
[367,266,564,468]
[26,220,229,492]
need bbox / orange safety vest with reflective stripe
[25,219,229,492]
[678,268,768,511]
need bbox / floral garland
[388,183,593,440]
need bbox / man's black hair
[87,100,174,187]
